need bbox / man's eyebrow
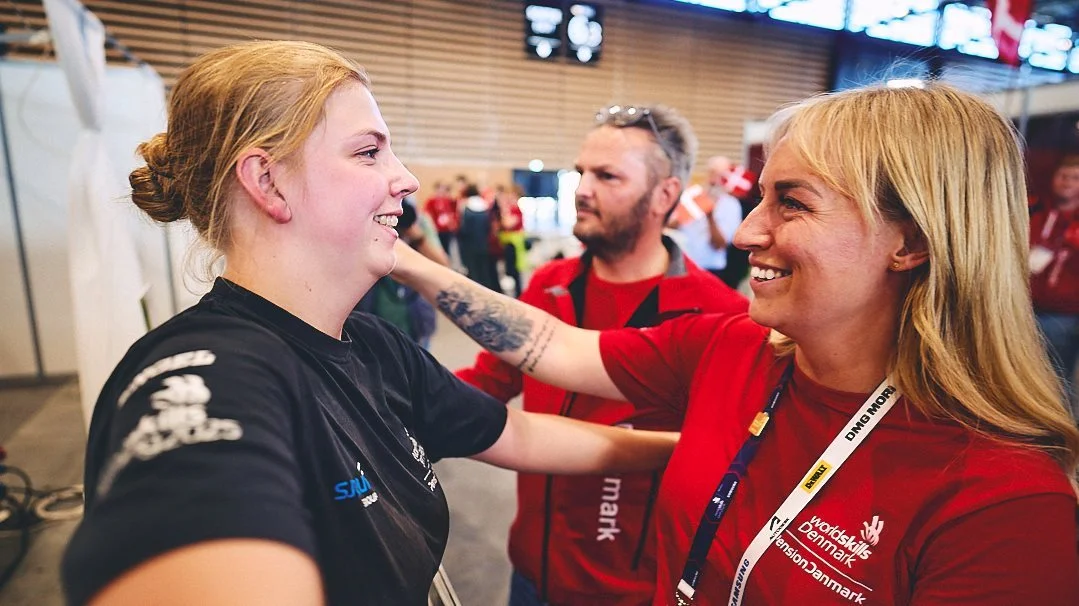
[576,163,616,173]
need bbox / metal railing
[428,565,462,606]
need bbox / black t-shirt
[61,278,508,605]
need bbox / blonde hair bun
[130,133,185,223]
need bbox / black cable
[0,486,44,498]
[0,463,83,592]
[0,465,35,592]
[0,495,30,591]
[0,465,33,510]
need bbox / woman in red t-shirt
[423,181,460,254]
[394,84,1079,605]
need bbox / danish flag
[723,165,757,200]
[670,184,715,229]
[987,0,1031,67]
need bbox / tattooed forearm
[517,318,555,373]
[435,283,533,353]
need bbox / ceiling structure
[1,0,1077,88]
[669,0,1079,74]
[1028,0,1079,32]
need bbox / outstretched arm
[474,407,677,474]
[392,240,624,400]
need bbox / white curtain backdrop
[43,0,149,428]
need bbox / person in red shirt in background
[1030,154,1079,420]
[456,104,748,605]
[423,181,460,259]
[395,85,1079,605]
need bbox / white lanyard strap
[726,377,901,606]
[1041,209,1059,242]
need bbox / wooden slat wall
[0,0,831,188]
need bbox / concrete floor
[0,314,516,605]
[0,380,84,606]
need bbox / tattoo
[517,318,554,373]
[436,284,533,353]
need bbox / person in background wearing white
[669,156,744,288]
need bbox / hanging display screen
[524,2,603,65]
[525,1,564,60]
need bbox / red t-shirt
[582,271,663,329]
[601,313,1079,605]
[457,249,748,605]
[424,195,459,233]
[501,203,525,233]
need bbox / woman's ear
[890,222,929,271]
[235,148,292,223]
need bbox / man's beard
[573,188,652,261]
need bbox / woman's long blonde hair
[768,83,1079,475]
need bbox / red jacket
[1030,201,1079,314]
[457,237,748,604]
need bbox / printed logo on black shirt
[405,429,439,492]
[117,349,216,407]
[98,365,243,496]
[334,461,380,508]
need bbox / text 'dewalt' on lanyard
[727,379,900,606]
[673,369,901,605]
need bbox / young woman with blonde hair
[60,40,680,606]
[393,83,1079,604]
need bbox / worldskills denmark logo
[860,515,883,546]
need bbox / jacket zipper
[539,391,580,602]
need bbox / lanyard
[675,369,901,606]
[675,361,794,605]
[1041,209,1059,242]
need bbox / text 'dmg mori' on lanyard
[674,366,901,606]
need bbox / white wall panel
[0,67,37,378]
[0,60,171,378]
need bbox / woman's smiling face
[733,139,906,343]
[274,81,419,281]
